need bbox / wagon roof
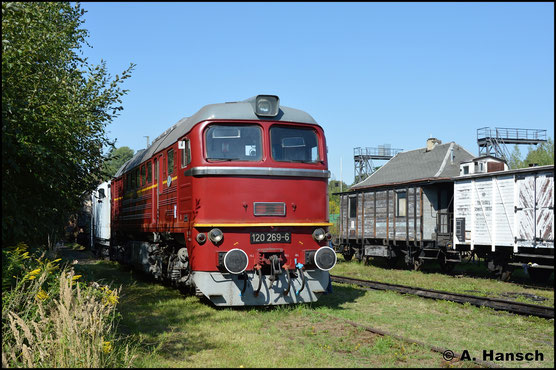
[114,96,319,178]
[350,141,475,191]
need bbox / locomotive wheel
[528,268,553,283]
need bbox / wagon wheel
[342,250,354,262]
[412,258,424,271]
[487,258,512,281]
[355,248,364,263]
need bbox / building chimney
[426,138,441,151]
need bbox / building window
[396,191,407,217]
[349,196,357,218]
[167,149,174,174]
[463,165,469,175]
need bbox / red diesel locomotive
[106,95,336,306]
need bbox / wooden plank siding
[340,186,436,243]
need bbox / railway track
[330,275,554,319]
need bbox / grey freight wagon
[336,140,475,270]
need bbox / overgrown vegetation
[1,244,137,367]
[2,2,135,246]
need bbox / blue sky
[79,2,554,184]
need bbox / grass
[71,258,553,368]
[331,255,554,307]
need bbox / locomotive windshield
[270,126,320,163]
[205,124,262,161]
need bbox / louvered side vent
[254,202,286,216]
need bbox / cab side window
[146,161,152,184]
[140,165,146,187]
[167,149,174,174]
[181,139,191,168]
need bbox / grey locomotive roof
[114,96,319,177]
[350,142,475,190]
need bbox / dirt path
[55,242,99,265]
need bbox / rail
[330,275,554,319]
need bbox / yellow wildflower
[22,252,30,259]
[53,258,62,263]
[71,275,82,281]
[104,293,119,306]
[36,289,49,301]
[29,268,41,275]
[28,275,37,280]
[102,341,112,354]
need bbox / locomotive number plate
[250,232,291,244]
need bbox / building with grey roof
[351,138,475,190]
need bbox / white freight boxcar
[91,181,111,257]
[453,165,553,281]
[453,165,553,250]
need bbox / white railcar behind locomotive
[452,164,554,282]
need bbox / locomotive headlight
[208,228,224,244]
[312,228,326,242]
[196,232,207,245]
[254,95,279,117]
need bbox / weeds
[2,243,138,368]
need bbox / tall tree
[508,144,523,169]
[523,138,554,167]
[507,138,554,169]
[2,2,135,246]
[102,146,135,180]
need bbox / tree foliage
[507,138,554,169]
[328,179,349,215]
[2,2,135,246]
[102,146,134,181]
